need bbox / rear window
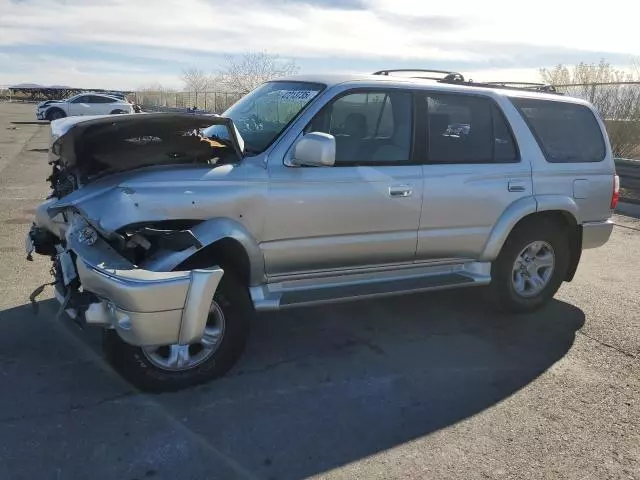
[511,98,605,163]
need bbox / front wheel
[490,218,570,313]
[46,108,66,121]
[103,273,252,392]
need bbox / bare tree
[216,52,299,94]
[540,60,640,158]
[540,59,633,86]
[632,56,640,79]
[181,67,214,107]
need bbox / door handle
[508,181,526,193]
[389,185,413,197]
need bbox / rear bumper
[582,219,614,249]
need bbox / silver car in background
[26,70,618,391]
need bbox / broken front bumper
[73,260,223,347]
[29,223,223,347]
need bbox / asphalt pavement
[0,102,638,480]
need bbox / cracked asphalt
[0,102,638,480]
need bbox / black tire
[110,109,126,114]
[490,217,570,313]
[46,108,66,121]
[103,273,252,392]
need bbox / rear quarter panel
[508,94,615,223]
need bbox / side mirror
[289,132,336,167]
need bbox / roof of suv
[276,73,590,105]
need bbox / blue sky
[1,0,638,90]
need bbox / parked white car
[36,93,134,121]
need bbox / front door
[416,91,532,260]
[263,89,423,277]
[68,95,91,116]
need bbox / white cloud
[3,0,638,59]
[0,52,181,89]
[0,0,638,88]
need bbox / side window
[426,94,518,164]
[511,98,605,163]
[307,90,413,165]
[492,104,518,162]
[88,95,108,103]
[71,95,88,103]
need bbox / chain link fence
[555,82,640,158]
[134,91,243,114]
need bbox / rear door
[87,95,115,115]
[416,91,532,260]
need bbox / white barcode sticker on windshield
[279,90,317,101]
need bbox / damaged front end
[46,112,244,198]
[27,113,243,347]
[32,213,223,346]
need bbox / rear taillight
[611,175,620,209]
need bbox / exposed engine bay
[47,113,244,198]
[30,113,249,282]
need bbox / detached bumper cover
[582,219,614,249]
[52,222,223,347]
[76,260,223,346]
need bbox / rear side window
[511,98,605,163]
[89,95,116,103]
[425,93,518,164]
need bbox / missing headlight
[136,227,202,251]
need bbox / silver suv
[26,70,618,391]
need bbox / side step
[280,273,473,307]
[250,262,490,311]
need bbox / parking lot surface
[0,102,638,480]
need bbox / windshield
[201,81,325,154]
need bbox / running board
[250,262,491,311]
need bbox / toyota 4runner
[26,70,618,391]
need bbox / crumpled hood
[46,162,245,234]
[37,100,62,109]
[50,112,244,174]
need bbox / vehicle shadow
[0,290,585,480]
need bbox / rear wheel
[103,273,252,392]
[490,218,570,313]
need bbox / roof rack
[482,81,558,93]
[373,69,465,83]
[371,69,561,94]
